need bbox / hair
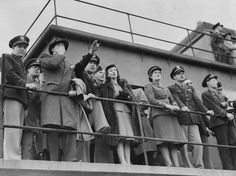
[148,76,153,82]
[105,64,121,84]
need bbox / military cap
[223,32,231,38]
[90,54,100,65]
[105,64,116,72]
[94,65,103,74]
[217,81,222,88]
[9,35,29,48]
[25,58,41,70]
[202,73,218,87]
[147,66,162,77]
[170,66,185,79]
[49,39,69,55]
[212,22,223,30]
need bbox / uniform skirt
[114,102,134,138]
[151,108,187,147]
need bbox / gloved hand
[116,91,131,101]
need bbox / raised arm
[40,53,65,69]
[74,40,100,78]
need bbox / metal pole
[136,105,148,165]
[53,0,58,25]
[5,124,236,149]
[1,84,216,117]
[24,0,51,36]
[0,54,6,158]
[127,14,134,43]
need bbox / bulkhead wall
[28,25,236,99]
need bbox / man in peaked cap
[9,35,30,49]
[201,74,236,170]
[22,58,43,160]
[39,38,80,161]
[170,65,184,79]
[211,22,231,64]
[212,22,223,30]
[48,39,69,55]
[74,40,111,163]
[1,35,38,160]
[168,66,214,168]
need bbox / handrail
[1,84,214,116]
[24,16,56,60]
[56,15,231,59]
[4,124,236,149]
[23,0,235,63]
[74,0,235,42]
[2,83,236,160]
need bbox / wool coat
[132,88,157,156]
[100,79,140,146]
[39,53,77,129]
[1,54,28,107]
[74,53,100,96]
[201,90,228,129]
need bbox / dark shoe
[97,126,111,134]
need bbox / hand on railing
[68,90,77,97]
[227,113,234,121]
[164,104,180,111]
[25,83,38,89]
[180,106,190,112]
[206,110,214,120]
[206,127,214,136]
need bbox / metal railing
[23,0,235,63]
[1,83,236,165]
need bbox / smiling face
[12,43,28,57]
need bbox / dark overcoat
[100,79,140,146]
[132,88,156,155]
[168,84,208,125]
[201,90,228,129]
[1,54,28,107]
[74,53,100,96]
[39,53,77,129]
[24,76,41,130]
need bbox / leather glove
[116,91,131,101]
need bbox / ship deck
[0,160,235,176]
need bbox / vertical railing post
[136,104,148,165]
[186,29,195,57]
[0,54,6,158]
[127,14,134,43]
[53,0,58,25]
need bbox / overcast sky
[1,0,236,54]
